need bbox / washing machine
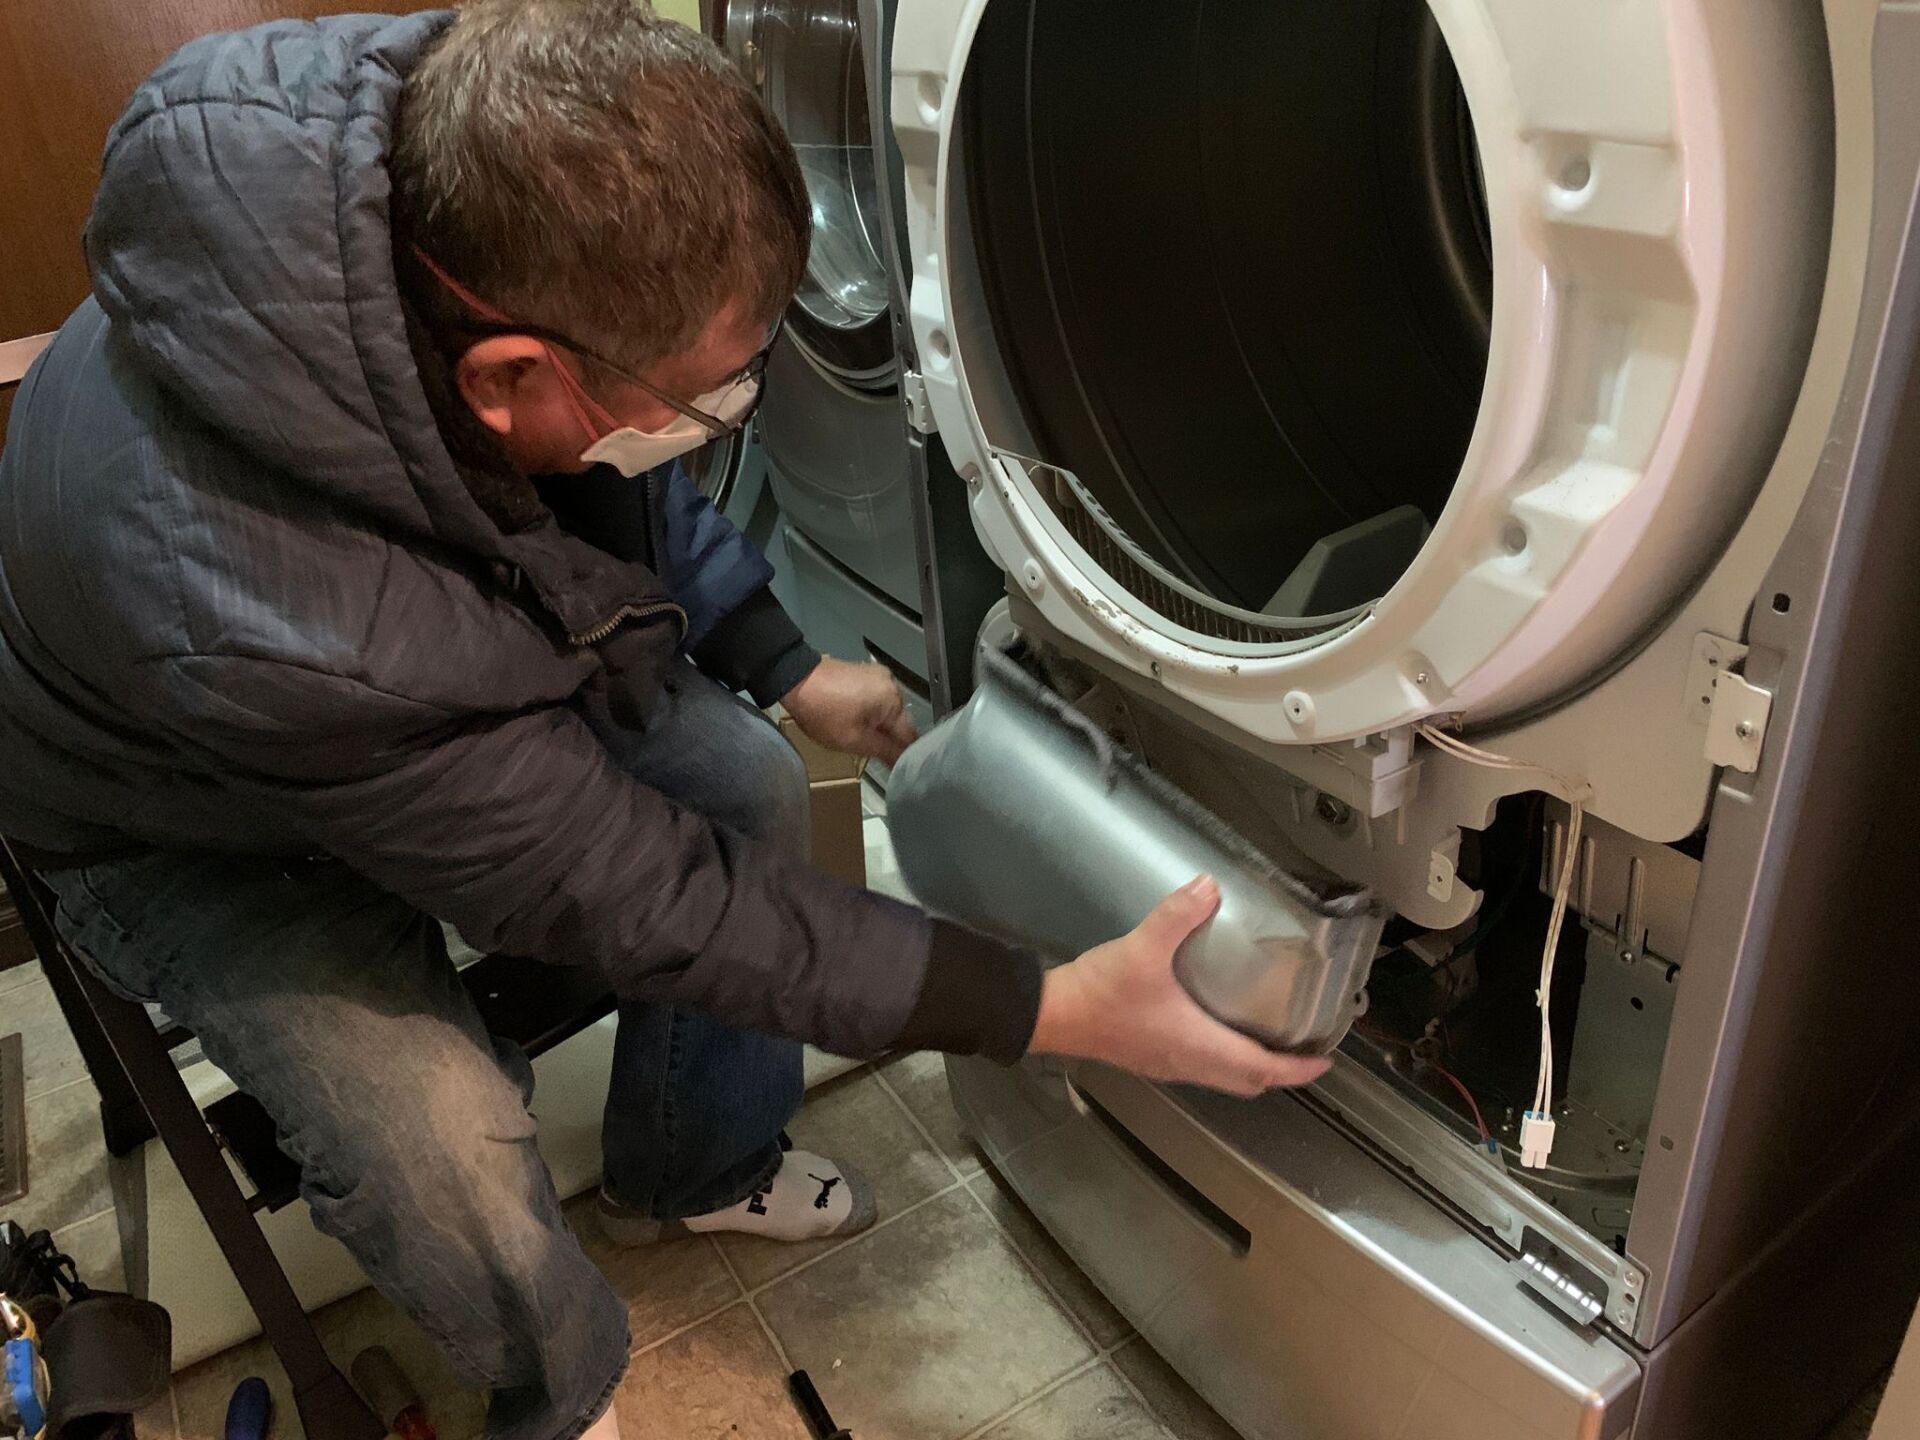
[883,0,1920,1436]
[700,0,940,734]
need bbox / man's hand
[782,657,918,763]
[1029,876,1333,1098]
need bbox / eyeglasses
[410,246,781,437]
[516,317,782,438]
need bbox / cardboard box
[777,715,867,890]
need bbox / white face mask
[578,375,761,477]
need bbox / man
[0,3,1327,1436]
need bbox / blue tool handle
[5,1337,47,1440]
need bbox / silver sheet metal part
[888,648,1388,1053]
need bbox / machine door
[680,426,750,515]
[704,0,926,618]
[707,0,897,387]
[893,0,1836,745]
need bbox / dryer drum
[887,647,1390,1054]
[963,0,1492,622]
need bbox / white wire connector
[1415,723,1591,1172]
[1519,1111,1558,1169]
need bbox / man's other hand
[1029,876,1334,1098]
[782,657,918,763]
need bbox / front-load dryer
[887,1,1920,1436]
[703,0,935,727]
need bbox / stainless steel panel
[1541,802,1699,967]
[1631,1102,1920,1440]
[1564,932,1674,1153]
[949,1055,1641,1439]
[889,651,1386,1051]
[781,524,931,737]
[1627,6,1920,1348]
[758,323,922,612]
[1306,1056,1648,1334]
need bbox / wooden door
[0,0,420,438]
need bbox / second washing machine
[701,0,935,740]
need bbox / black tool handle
[788,1370,852,1439]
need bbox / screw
[1416,671,1430,685]
[1314,794,1351,826]
[1620,949,1636,964]
[1614,1139,1633,1154]
[1735,720,1755,740]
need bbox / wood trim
[0,332,56,387]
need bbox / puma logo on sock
[671,1150,870,1243]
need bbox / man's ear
[454,335,549,437]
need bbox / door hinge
[1685,632,1773,774]
[1513,1232,1610,1329]
[902,369,935,435]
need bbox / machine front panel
[948,1055,1641,1440]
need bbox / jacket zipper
[554,470,687,647]
[569,599,687,648]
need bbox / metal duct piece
[888,649,1389,1053]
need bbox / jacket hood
[86,12,518,562]
[83,11,685,641]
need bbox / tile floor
[3,954,129,1292]
[0,860,1899,1440]
[144,1055,1234,1440]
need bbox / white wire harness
[1415,724,1591,1171]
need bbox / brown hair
[392,0,809,370]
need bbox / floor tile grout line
[36,1200,119,1235]
[949,1352,1111,1440]
[946,1173,1176,1436]
[626,1290,750,1361]
[704,1231,748,1300]
[616,1112,969,1363]
[873,1064,1156,1414]
[1098,1340,1181,1437]
[870,1059,974,1188]
[0,969,47,1002]
[51,1207,118,1239]
[709,1235,799,1381]
[1097,1333,1208,1440]
[743,1295,796,1377]
[21,1074,96,1106]
[742,1176,968,1302]
[955,1177,1114,1354]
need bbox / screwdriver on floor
[788,1370,851,1440]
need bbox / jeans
[43,663,809,1440]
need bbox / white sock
[681,1150,876,1242]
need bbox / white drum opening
[905,0,1833,741]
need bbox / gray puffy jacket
[0,11,1038,1061]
